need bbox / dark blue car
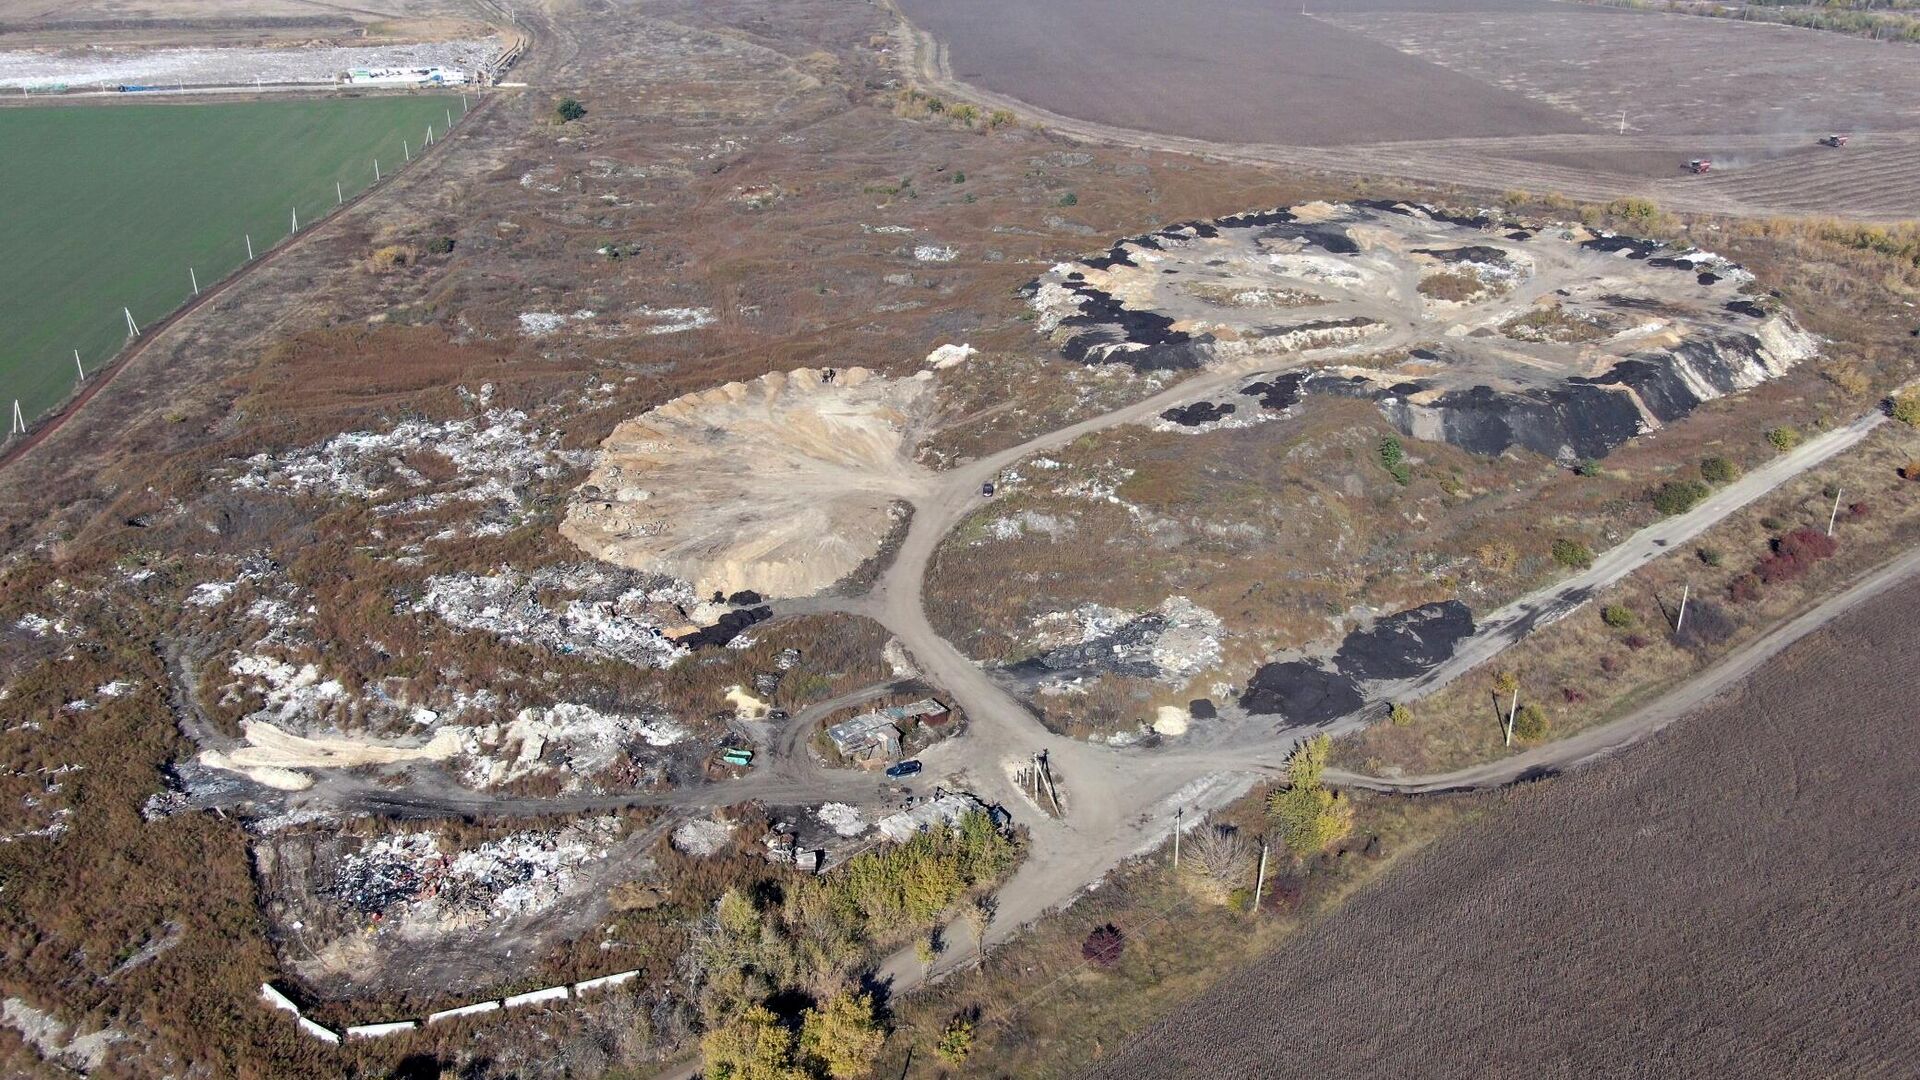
[885,759,922,778]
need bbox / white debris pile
[983,509,1077,544]
[225,655,348,727]
[460,702,689,790]
[912,244,958,262]
[519,310,596,337]
[632,306,715,334]
[407,564,694,668]
[1029,279,1090,334]
[813,803,867,838]
[875,791,993,843]
[183,553,279,609]
[328,822,611,924]
[13,613,80,638]
[232,400,588,529]
[1030,596,1223,684]
[924,343,976,369]
[1051,463,1136,507]
[672,818,736,857]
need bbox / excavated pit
[1029,200,1817,461]
[562,367,936,599]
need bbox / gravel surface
[0,39,498,89]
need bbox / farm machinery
[1821,133,1850,148]
[1685,158,1713,174]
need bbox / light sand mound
[199,720,463,788]
[563,367,937,598]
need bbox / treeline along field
[0,94,459,421]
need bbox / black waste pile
[1240,601,1475,725]
[1161,401,1236,427]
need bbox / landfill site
[2,0,1918,1076]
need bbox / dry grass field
[1082,572,1920,1080]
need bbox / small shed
[826,712,902,763]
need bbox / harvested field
[896,0,1920,218]
[894,0,1593,147]
[1082,572,1920,1080]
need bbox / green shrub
[1058,191,1078,206]
[1601,603,1635,628]
[1389,703,1413,726]
[425,235,456,255]
[937,1017,974,1064]
[1652,478,1710,516]
[1511,702,1550,742]
[1892,391,1920,427]
[1551,538,1593,569]
[1573,459,1601,477]
[1767,426,1802,452]
[1698,547,1724,567]
[1699,456,1738,484]
[1378,436,1411,485]
[554,97,586,123]
[1607,196,1662,226]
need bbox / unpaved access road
[833,394,1888,961]
[640,368,1892,1080]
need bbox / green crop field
[0,94,461,423]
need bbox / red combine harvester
[1686,158,1713,174]
[1821,134,1850,148]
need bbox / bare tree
[1185,823,1254,903]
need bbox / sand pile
[564,367,936,598]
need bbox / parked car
[981,482,995,497]
[885,759,923,778]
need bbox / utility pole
[447,107,453,130]
[1252,840,1270,913]
[123,307,140,338]
[374,158,381,181]
[10,399,24,435]
[336,180,343,206]
[1172,807,1182,870]
[1502,685,1520,746]
[1675,582,1690,635]
[404,139,411,161]
[245,233,254,260]
[189,266,199,296]
[290,206,298,234]
[73,349,83,381]
[1828,488,1844,537]
[1619,109,1628,136]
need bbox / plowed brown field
[1083,573,1920,1080]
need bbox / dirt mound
[1034,202,1816,461]
[563,367,937,598]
